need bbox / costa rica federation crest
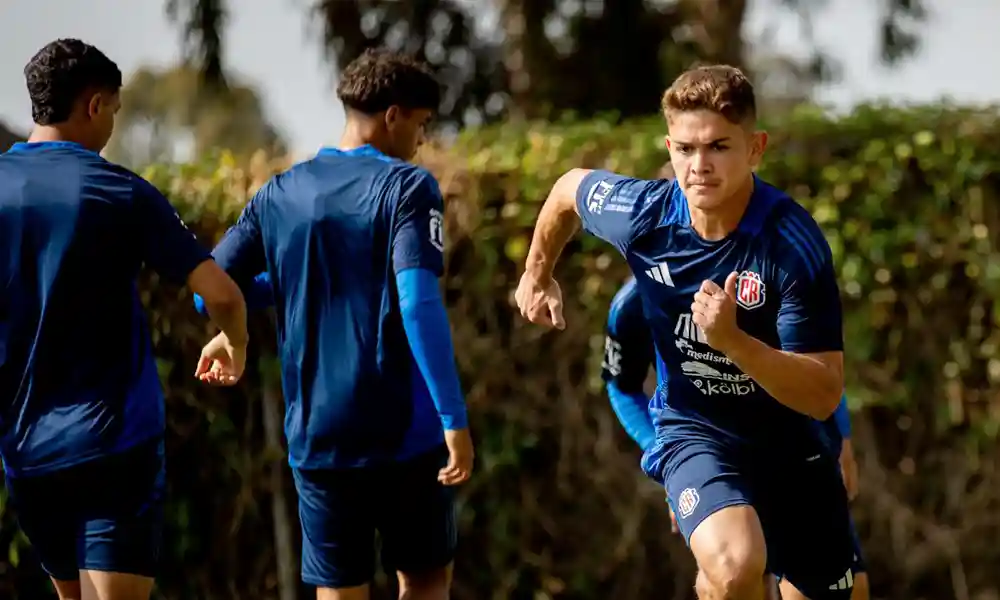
[735,270,766,310]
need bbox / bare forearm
[721,332,842,419]
[204,297,249,346]
[524,169,587,280]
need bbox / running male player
[515,65,858,599]
[0,39,248,600]
[194,49,471,600]
[602,277,869,599]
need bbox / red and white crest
[676,487,700,519]
[735,270,766,310]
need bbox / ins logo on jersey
[428,208,445,252]
[735,270,766,310]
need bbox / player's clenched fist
[515,271,566,329]
[691,271,740,352]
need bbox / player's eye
[710,143,728,152]
[677,146,693,154]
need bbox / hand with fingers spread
[691,271,741,352]
[195,331,247,386]
[515,271,566,330]
[438,427,474,486]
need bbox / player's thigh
[5,468,81,584]
[292,466,378,589]
[77,438,166,590]
[662,445,767,583]
[376,445,457,578]
[759,456,858,600]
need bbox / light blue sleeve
[606,381,656,451]
[832,392,851,439]
[396,267,468,430]
[195,271,273,314]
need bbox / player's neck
[27,125,85,147]
[338,118,388,156]
[687,176,754,241]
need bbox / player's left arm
[710,219,844,420]
[392,169,468,433]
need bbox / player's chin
[685,186,727,209]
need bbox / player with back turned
[0,39,248,600]
[194,49,472,600]
[515,65,859,599]
[602,277,869,599]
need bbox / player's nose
[689,151,712,173]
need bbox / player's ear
[748,131,768,169]
[86,92,103,121]
[384,105,401,130]
[664,135,672,151]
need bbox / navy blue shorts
[292,444,457,589]
[5,438,165,581]
[646,437,861,599]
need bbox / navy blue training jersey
[211,145,447,469]
[579,172,843,456]
[0,141,210,476]
[604,275,849,458]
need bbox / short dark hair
[336,48,440,115]
[661,65,757,126]
[24,39,122,125]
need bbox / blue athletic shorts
[645,432,861,599]
[5,438,165,581]
[292,444,457,589]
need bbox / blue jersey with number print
[578,172,843,457]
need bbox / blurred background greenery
[2,1,999,599]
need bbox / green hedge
[3,104,1000,599]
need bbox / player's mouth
[688,182,721,189]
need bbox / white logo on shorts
[676,487,700,519]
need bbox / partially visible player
[516,65,858,599]
[602,277,869,599]
[195,49,470,600]
[0,39,247,600]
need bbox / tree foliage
[166,0,928,127]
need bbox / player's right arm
[603,290,657,451]
[392,168,472,486]
[516,169,667,328]
[134,178,249,353]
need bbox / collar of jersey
[317,144,393,162]
[6,141,98,155]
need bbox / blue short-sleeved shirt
[578,172,843,456]
[211,145,448,469]
[0,141,210,476]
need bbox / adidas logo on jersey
[646,262,673,286]
[828,569,854,591]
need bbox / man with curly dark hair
[197,47,471,600]
[0,39,248,600]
